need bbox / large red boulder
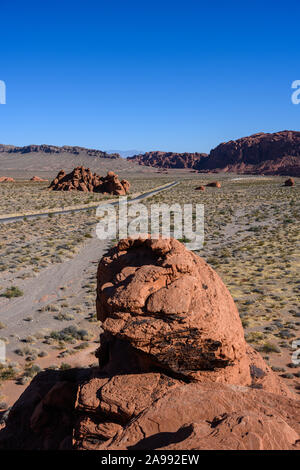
[96,237,291,394]
[30,176,48,182]
[284,177,295,186]
[206,181,221,188]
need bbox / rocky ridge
[128,131,300,176]
[0,144,120,159]
[128,151,209,169]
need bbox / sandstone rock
[0,237,298,450]
[0,176,15,182]
[30,176,48,182]
[284,177,295,186]
[108,383,300,450]
[96,237,292,396]
[128,151,209,169]
[200,131,300,176]
[48,167,130,195]
[128,131,300,176]
[206,181,221,188]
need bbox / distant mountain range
[128,131,300,176]
[1,131,299,176]
[0,144,120,159]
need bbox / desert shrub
[1,286,23,298]
[60,363,72,370]
[260,342,281,353]
[50,326,91,343]
[0,364,18,381]
[23,364,42,378]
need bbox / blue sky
[0,0,299,153]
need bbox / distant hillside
[127,131,300,176]
[128,151,209,169]
[0,144,155,180]
[0,144,120,159]
[200,130,300,176]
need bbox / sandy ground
[0,235,107,342]
[0,151,157,179]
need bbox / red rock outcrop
[284,177,295,186]
[128,151,209,169]
[200,131,300,176]
[30,176,48,182]
[127,131,300,176]
[206,181,221,188]
[48,167,130,195]
[0,237,298,450]
[108,383,300,450]
[0,176,15,182]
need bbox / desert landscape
[1,0,300,456]
[0,131,299,450]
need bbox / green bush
[1,286,24,298]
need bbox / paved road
[0,181,179,224]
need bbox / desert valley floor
[0,166,299,412]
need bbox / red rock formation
[128,131,300,176]
[108,383,300,450]
[0,238,298,450]
[128,151,209,169]
[284,177,295,186]
[30,176,48,182]
[206,181,221,188]
[200,131,300,176]
[48,167,130,195]
[0,176,15,182]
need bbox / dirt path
[0,181,179,223]
[0,235,108,342]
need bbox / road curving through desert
[0,181,179,224]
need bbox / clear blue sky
[0,0,299,153]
